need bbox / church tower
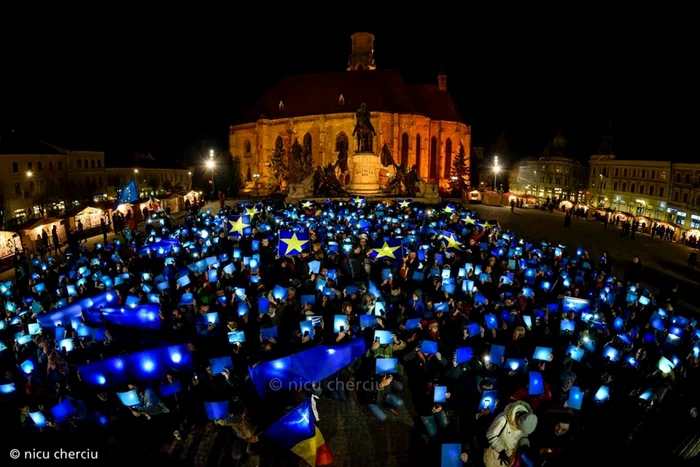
[438,65,447,91]
[347,32,376,71]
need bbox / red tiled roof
[237,69,463,124]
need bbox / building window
[613,182,618,190]
[28,162,32,171]
[661,171,666,180]
[614,168,619,177]
[429,137,438,179]
[632,169,636,178]
[630,184,635,193]
[14,182,21,195]
[77,160,81,168]
[676,173,681,183]
[623,168,628,177]
[244,140,252,154]
[58,161,62,170]
[649,186,654,196]
[686,173,691,184]
[683,192,689,203]
[602,167,608,177]
[639,185,644,195]
[29,181,35,193]
[444,138,452,178]
[674,191,680,201]
[651,170,655,179]
[12,162,18,173]
[400,133,409,166]
[415,134,422,174]
[622,183,627,191]
[692,215,700,229]
[91,160,96,168]
[303,133,312,160]
[84,160,88,169]
[659,187,664,197]
[38,161,43,171]
[98,160,102,168]
[641,169,645,178]
[49,161,53,170]
[246,166,252,182]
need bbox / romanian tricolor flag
[265,398,332,466]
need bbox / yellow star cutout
[245,206,259,217]
[352,197,365,206]
[301,201,313,209]
[399,200,410,209]
[463,216,476,225]
[443,205,455,214]
[372,241,402,259]
[441,232,463,250]
[280,232,309,255]
[480,221,495,229]
[228,217,250,236]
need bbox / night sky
[3,14,693,167]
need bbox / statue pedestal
[347,151,382,195]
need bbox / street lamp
[493,155,501,191]
[206,159,215,196]
[134,169,138,174]
[26,171,33,177]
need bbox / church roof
[237,69,463,125]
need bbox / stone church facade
[229,33,471,193]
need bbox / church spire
[438,64,447,91]
[347,32,376,71]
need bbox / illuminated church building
[229,32,471,193]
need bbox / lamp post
[253,173,260,198]
[493,155,501,191]
[206,159,215,197]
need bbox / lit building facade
[0,139,191,228]
[229,33,470,194]
[509,133,588,202]
[0,143,106,224]
[588,155,700,229]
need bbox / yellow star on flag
[352,196,365,206]
[228,217,250,236]
[372,241,402,259]
[441,232,463,250]
[463,216,476,225]
[245,206,259,217]
[480,221,495,229]
[399,200,410,209]
[301,201,313,209]
[280,232,309,255]
[443,205,455,214]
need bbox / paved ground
[470,204,700,313]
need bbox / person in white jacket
[483,401,538,467]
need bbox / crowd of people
[1,198,699,466]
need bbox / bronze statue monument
[352,103,376,152]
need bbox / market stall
[65,206,106,230]
[19,217,67,252]
[482,191,502,206]
[0,230,22,259]
[559,200,574,211]
[161,193,184,214]
[467,190,482,203]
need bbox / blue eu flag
[278,229,310,257]
[114,180,139,208]
[368,238,403,260]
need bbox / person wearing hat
[483,401,537,467]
